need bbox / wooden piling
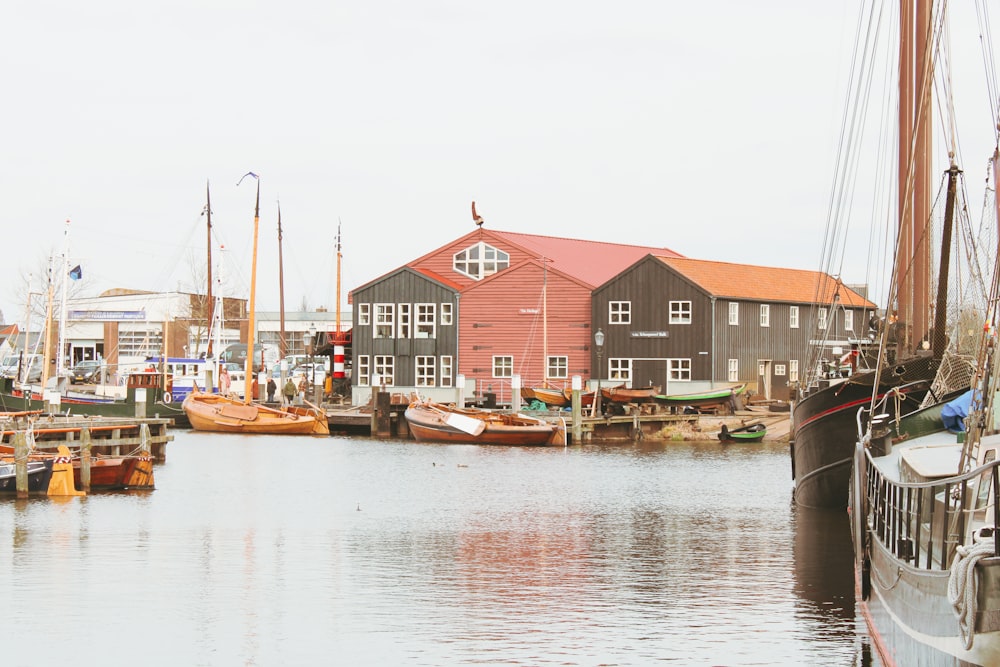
[571,389,582,444]
[80,427,92,493]
[375,391,392,437]
[14,431,28,499]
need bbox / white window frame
[727,359,738,382]
[789,306,799,329]
[375,304,394,339]
[357,355,370,386]
[453,242,509,280]
[728,302,739,325]
[358,303,371,326]
[415,355,436,387]
[669,300,692,325]
[416,304,436,338]
[373,355,395,386]
[440,356,453,387]
[844,310,854,332]
[818,307,828,330]
[760,304,770,327]
[609,301,631,325]
[493,355,513,378]
[668,358,691,381]
[609,358,632,382]
[775,364,786,376]
[440,302,453,326]
[397,303,411,339]
[790,359,799,382]
[547,355,568,379]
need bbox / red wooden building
[350,226,680,405]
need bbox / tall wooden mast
[278,202,287,358]
[205,181,214,358]
[239,172,260,404]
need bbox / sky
[1,1,997,328]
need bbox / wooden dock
[1,414,173,461]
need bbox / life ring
[163,392,173,404]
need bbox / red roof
[490,231,682,288]
[654,256,875,308]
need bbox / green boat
[653,383,746,412]
[718,422,766,443]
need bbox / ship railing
[864,449,1000,571]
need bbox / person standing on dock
[266,377,277,403]
[283,378,296,406]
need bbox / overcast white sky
[1,1,996,326]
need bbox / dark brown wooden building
[591,255,876,401]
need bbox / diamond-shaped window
[453,242,509,280]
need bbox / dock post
[80,426,92,493]
[570,375,582,444]
[14,430,28,499]
[511,374,522,412]
[375,390,391,438]
[140,423,151,456]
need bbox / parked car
[70,360,102,384]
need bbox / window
[760,304,770,327]
[609,359,632,382]
[118,328,163,358]
[493,356,513,378]
[440,303,453,325]
[728,302,739,325]
[416,304,436,338]
[358,304,371,326]
[790,359,799,382]
[440,356,453,387]
[728,359,738,382]
[775,364,786,376]
[789,306,799,329]
[844,310,854,332]
[547,356,568,379]
[818,307,828,330]
[453,242,509,280]
[357,355,370,386]
[609,301,631,324]
[668,358,691,381]
[669,300,692,324]
[397,303,411,339]
[415,356,436,386]
[375,304,394,338]
[373,356,394,386]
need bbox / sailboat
[852,152,1000,663]
[183,175,329,436]
[842,2,1000,663]
[790,0,985,510]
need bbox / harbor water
[4,432,879,665]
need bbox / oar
[423,402,486,436]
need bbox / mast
[42,256,55,388]
[336,219,342,334]
[278,202,287,358]
[57,219,71,378]
[542,258,548,384]
[205,181,214,358]
[239,172,260,404]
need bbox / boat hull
[405,403,561,446]
[75,456,155,491]
[182,391,329,435]
[792,358,938,509]
[859,534,1000,666]
[0,459,54,494]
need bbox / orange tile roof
[495,231,683,288]
[654,256,875,308]
[412,267,463,291]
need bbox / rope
[947,539,996,649]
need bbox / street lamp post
[594,328,604,417]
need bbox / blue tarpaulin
[941,389,974,433]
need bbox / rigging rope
[948,538,996,649]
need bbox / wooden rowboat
[653,384,746,412]
[182,387,329,435]
[601,385,661,403]
[718,422,766,443]
[405,399,565,446]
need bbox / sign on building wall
[68,310,146,321]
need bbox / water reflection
[1,433,876,665]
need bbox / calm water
[3,432,878,665]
